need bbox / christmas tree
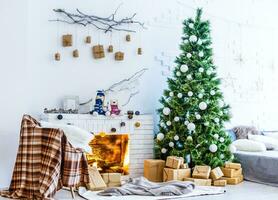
[155,9,233,168]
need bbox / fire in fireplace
[86,133,129,175]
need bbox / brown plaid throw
[0,115,90,199]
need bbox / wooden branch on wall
[50,4,146,33]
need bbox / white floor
[1,181,278,200]
[52,181,278,200]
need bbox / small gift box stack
[220,162,244,185]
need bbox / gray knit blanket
[97,177,195,196]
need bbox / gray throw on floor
[98,177,195,196]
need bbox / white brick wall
[41,113,154,178]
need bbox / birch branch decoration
[50,4,146,33]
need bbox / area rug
[78,186,225,200]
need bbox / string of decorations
[50,4,146,33]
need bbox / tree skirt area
[77,186,225,200]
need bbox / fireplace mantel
[41,113,154,178]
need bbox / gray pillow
[232,126,261,140]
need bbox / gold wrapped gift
[144,159,165,182]
[163,168,191,182]
[192,165,211,179]
[101,173,121,187]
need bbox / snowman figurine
[90,90,106,115]
[110,99,121,115]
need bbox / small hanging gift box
[108,45,114,53]
[115,51,124,61]
[163,168,191,182]
[184,178,212,186]
[62,34,72,47]
[101,173,121,188]
[73,49,79,58]
[87,166,107,191]
[137,47,142,55]
[210,167,224,180]
[54,52,60,61]
[165,156,184,169]
[225,162,241,170]
[213,179,227,187]
[85,36,91,44]
[144,159,165,182]
[192,165,211,179]
[92,45,105,59]
[221,167,242,178]
[126,34,131,42]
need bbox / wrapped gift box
[213,179,227,186]
[115,51,124,61]
[87,166,107,191]
[144,159,165,182]
[163,168,191,182]
[101,173,121,187]
[92,45,105,59]
[221,167,242,178]
[192,165,211,179]
[184,178,212,186]
[225,162,241,170]
[62,34,72,47]
[165,156,184,169]
[210,167,224,180]
[220,175,244,185]
[180,163,189,169]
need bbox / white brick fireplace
[41,113,154,178]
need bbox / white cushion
[263,132,278,140]
[40,121,93,153]
[248,134,278,150]
[232,139,266,152]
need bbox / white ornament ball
[169,92,174,97]
[197,39,202,45]
[186,74,192,80]
[219,111,223,116]
[176,71,181,76]
[204,122,209,126]
[180,65,188,73]
[206,70,212,75]
[187,136,193,141]
[198,93,203,98]
[188,23,194,28]
[160,122,165,127]
[174,116,180,122]
[195,114,201,120]
[174,135,179,141]
[161,148,167,153]
[229,144,236,153]
[219,137,225,143]
[210,90,216,95]
[201,89,205,93]
[187,122,196,131]
[163,107,171,115]
[189,35,198,42]
[157,133,164,141]
[218,100,224,108]
[199,102,207,110]
[213,134,219,140]
[177,93,183,98]
[92,111,99,116]
[214,118,220,123]
[209,144,218,153]
[166,121,172,126]
[186,53,192,58]
[169,142,174,147]
[198,51,204,57]
[198,68,204,73]
[184,120,189,125]
[188,91,193,97]
[220,154,225,159]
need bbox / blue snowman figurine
[90,90,106,115]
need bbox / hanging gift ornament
[73,49,79,58]
[137,48,143,55]
[115,51,125,61]
[85,36,91,44]
[126,34,131,42]
[55,52,61,61]
[108,45,114,53]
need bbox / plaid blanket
[0,115,90,199]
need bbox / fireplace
[86,133,129,175]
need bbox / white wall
[1,0,278,186]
